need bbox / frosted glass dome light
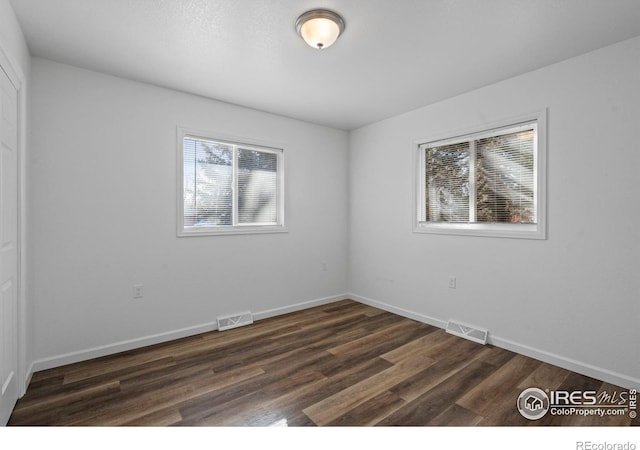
[296,10,345,49]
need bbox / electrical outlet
[448,276,457,289]
[133,284,144,299]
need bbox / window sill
[413,222,546,240]
[178,225,288,237]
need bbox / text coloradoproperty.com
[552,407,629,417]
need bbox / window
[177,128,285,236]
[414,111,546,239]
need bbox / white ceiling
[10,0,640,130]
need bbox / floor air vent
[217,311,253,331]
[446,320,488,345]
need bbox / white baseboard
[347,292,640,391]
[349,293,448,329]
[30,293,350,374]
[489,335,640,391]
[31,321,219,373]
[252,293,349,321]
[23,361,35,396]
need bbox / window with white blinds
[415,112,546,239]
[178,128,285,236]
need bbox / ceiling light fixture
[295,9,345,49]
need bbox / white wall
[30,58,349,367]
[349,37,640,389]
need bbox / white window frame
[177,127,286,237]
[413,110,547,239]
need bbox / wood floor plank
[314,345,394,379]
[286,412,317,426]
[517,361,571,390]
[44,335,203,385]
[326,390,407,426]
[377,360,499,426]
[50,363,218,426]
[428,404,485,426]
[176,355,393,426]
[8,380,121,425]
[389,339,494,403]
[327,318,426,359]
[63,357,177,388]
[476,386,533,426]
[303,353,436,425]
[8,299,634,427]
[190,371,329,426]
[379,328,453,364]
[17,354,182,416]
[476,346,518,368]
[457,354,542,416]
[122,408,183,427]
[175,357,329,425]
[119,360,214,393]
[300,355,395,404]
[75,366,264,426]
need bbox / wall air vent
[216,311,254,331]
[446,320,488,345]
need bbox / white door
[0,66,19,426]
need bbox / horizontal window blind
[181,134,283,234]
[183,137,233,227]
[425,142,470,223]
[237,148,278,224]
[421,122,537,226]
[476,129,535,224]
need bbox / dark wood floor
[8,300,638,426]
